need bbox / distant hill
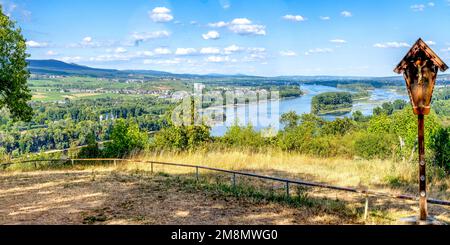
[27,59,450,82]
[27,59,122,77]
[27,59,177,78]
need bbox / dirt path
[0,170,365,225]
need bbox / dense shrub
[353,132,397,159]
[77,132,101,158]
[222,124,266,150]
[103,119,148,157]
[153,125,211,151]
[322,118,355,136]
[431,127,450,172]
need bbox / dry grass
[1,150,449,224]
[0,170,365,225]
[128,150,449,200]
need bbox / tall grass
[129,149,449,200]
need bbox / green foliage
[0,96,172,155]
[104,119,148,157]
[280,111,300,129]
[322,118,355,136]
[352,111,369,122]
[353,132,396,159]
[369,107,440,149]
[153,125,211,151]
[373,100,407,116]
[430,127,450,172]
[77,132,101,158]
[311,92,353,114]
[0,7,32,121]
[222,124,265,149]
[278,114,325,153]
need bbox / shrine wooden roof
[394,38,448,74]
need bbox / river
[208,84,408,136]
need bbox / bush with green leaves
[103,119,148,157]
[77,132,101,158]
[353,132,397,159]
[431,127,450,172]
[222,124,266,150]
[153,125,211,151]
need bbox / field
[1,151,449,225]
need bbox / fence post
[196,166,199,181]
[232,173,236,188]
[113,159,117,167]
[71,159,74,166]
[151,162,154,174]
[364,194,369,221]
[286,181,290,198]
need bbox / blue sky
[3,0,450,76]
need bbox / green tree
[153,124,211,151]
[431,127,450,172]
[77,132,101,158]
[104,119,148,157]
[280,111,300,129]
[0,7,32,121]
[322,118,354,136]
[223,124,265,150]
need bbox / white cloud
[228,18,266,36]
[61,56,82,63]
[200,47,221,54]
[341,11,352,17]
[305,48,333,55]
[68,37,116,48]
[114,47,127,53]
[144,58,183,65]
[46,50,58,56]
[373,42,410,48]
[154,47,172,55]
[82,36,92,43]
[411,4,425,11]
[428,2,435,7]
[206,56,230,63]
[425,40,436,46]
[26,40,48,48]
[208,21,228,28]
[441,47,450,52]
[320,16,331,20]
[247,47,266,53]
[150,7,173,23]
[175,48,197,55]
[223,44,244,54]
[135,51,154,57]
[220,0,231,9]
[330,39,347,44]
[283,14,306,22]
[131,31,170,45]
[89,54,131,62]
[280,50,297,57]
[202,31,220,40]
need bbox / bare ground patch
[0,169,448,225]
